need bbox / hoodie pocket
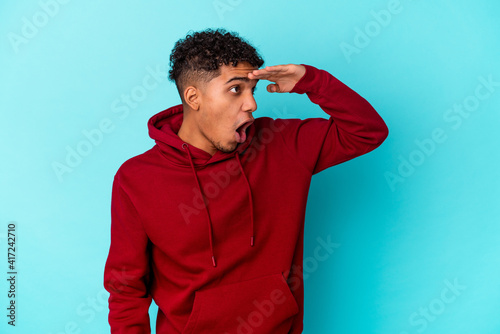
[181,272,299,334]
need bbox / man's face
[196,61,259,154]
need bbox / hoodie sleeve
[274,64,389,175]
[103,174,152,333]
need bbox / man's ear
[184,85,201,111]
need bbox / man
[103,28,388,333]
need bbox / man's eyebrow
[225,76,259,84]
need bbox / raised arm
[250,64,389,174]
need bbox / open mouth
[234,119,254,143]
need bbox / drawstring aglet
[250,236,254,247]
[212,255,217,267]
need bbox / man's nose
[243,93,257,113]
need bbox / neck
[177,109,217,156]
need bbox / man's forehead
[218,63,259,83]
[222,62,257,73]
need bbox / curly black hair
[168,28,265,99]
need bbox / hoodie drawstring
[181,143,255,268]
[182,143,216,267]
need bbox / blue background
[1,0,499,333]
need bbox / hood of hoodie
[147,103,257,267]
[148,103,256,166]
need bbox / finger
[254,68,286,76]
[248,72,277,81]
[250,65,288,76]
[262,64,288,72]
[248,71,284,80]
[267,83,279,93]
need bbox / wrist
[289,64,317,94]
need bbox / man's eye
[229,86,256,94]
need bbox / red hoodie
[103,64,388,333]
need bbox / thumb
[267,84,279,93]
